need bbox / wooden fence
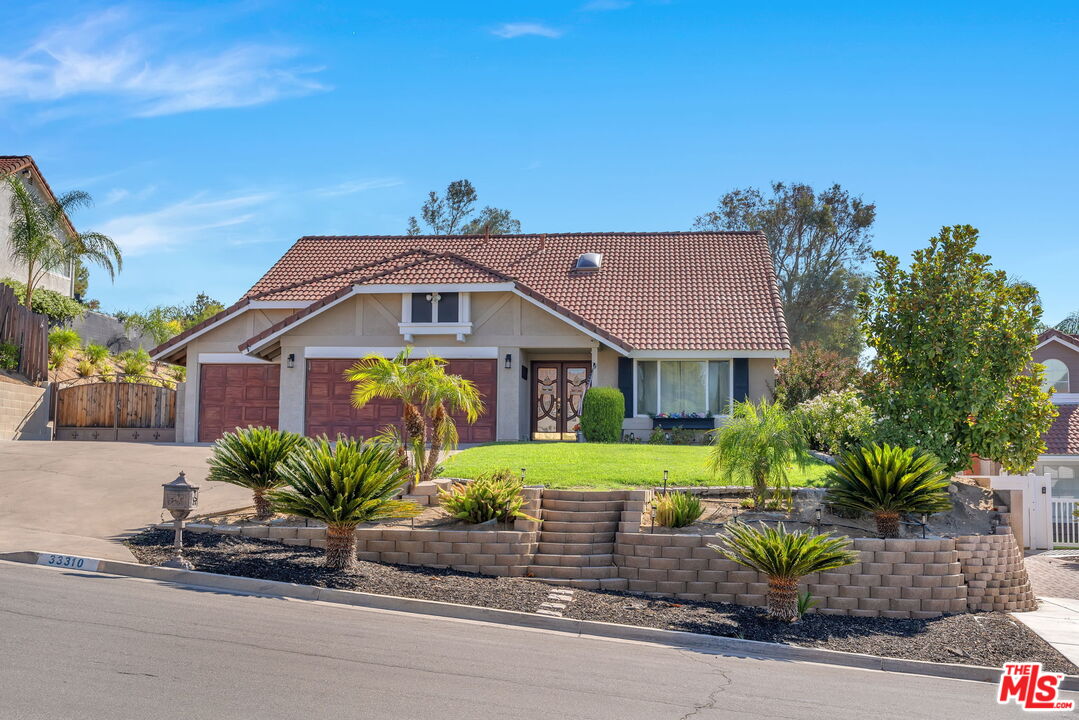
[55,377,177,442]
[0,283,48,382]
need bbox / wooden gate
[55,377,177,442]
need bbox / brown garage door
[305,358,497,443]
[199,364,280,443]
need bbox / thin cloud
[98,192,274,256]
[310,178,404,198]
[491,22,563,39]
[0,8,326,118]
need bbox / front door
[532,362,590,440]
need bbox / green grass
[441,442,832,490]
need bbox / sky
[1,1,1076,323]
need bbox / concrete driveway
[0,442,250,561]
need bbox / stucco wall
[1035,337,1079,393]
[0,179,73,296]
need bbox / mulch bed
[126,529,1077,675]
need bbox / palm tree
[825,443,952,538]
[3,174,122,311]
[711,522,858,622]
[1055,311,1079,335]
[708,399,808,508]
[206,426,305,519]
[346,348,483,487]
[269,436,422,570]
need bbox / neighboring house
[1034,328,1079,497]
[151,232,790,444]
[0,156,76,297]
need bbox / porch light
[287,353,295,369]
[504,353,512,369]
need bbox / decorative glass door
[532,362,591,440]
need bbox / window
[635,360,731,416]
[410,291,459,323]
[1043,359,1070,393]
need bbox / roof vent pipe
[539,233,547,251]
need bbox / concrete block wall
[955,532,1038,612]
[613,534,968,618]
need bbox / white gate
[1051,498,1079,547]
[989,474,1053,550]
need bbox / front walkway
[0,441,250,560]
[1016,552,1079,667]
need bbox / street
[0,561,1058,719]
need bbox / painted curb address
[2,549,1074,691]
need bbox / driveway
[0,442,250,561]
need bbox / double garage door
[197,359,496,443]
[305,358,497,443]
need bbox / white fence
[1052,498,1079,547]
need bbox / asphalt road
[0,561,1061,719]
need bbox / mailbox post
[161,471,199,569]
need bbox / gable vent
[575,252,603,270]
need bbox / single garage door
[199,364,280,443]
[305,358,497,443]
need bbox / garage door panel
[199,363,281,443]
[305,358,496,443]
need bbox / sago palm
[711,522,858,622]
[4,173,121,310]
[206,426,305,519]
[708,399,808,508]
[269,436,422,570]
[825,443,952,538]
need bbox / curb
[3,550,1075,690]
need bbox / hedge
[580,387,625,442]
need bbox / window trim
[400,291,473,342]
[632,358,733,419]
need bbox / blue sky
[2,1,1076,323]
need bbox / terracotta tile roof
[241,232,788,352]
[1039,328,1079,347]
[0,155,77,236]
[1045,404,1079,455]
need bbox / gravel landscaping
[126,530,552,613]
[127,529,1077,675]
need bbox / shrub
[653,492,704,528]
[270,436,422,570]
[170,365,187,383]
[438,469,536,524]
[48,327,81,369]
[825,443,952,538]
[207,426,306,520]
[82,343,110,366]
[774,342,861,409]
[1,278,85,325]
[75,359,95,377]
[0,340,18,371]
[648,426,667,444]
[116,348,151,377]
[710,522,858,622]
[579,387,624,442]
[796,389,875,455]
[708,400,808,508]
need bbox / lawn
[441,442,831,489]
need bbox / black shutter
[617,357,633,418]
[733,358,749,403]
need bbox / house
[0,156,76,297]
[151,231,790,443]
[1034,328,1079,496]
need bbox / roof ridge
[246,248,435,299]
[293,230,766,241]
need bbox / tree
[206,427,305,520]
[1053,311,1079,335]
[711,523,858,622]
[347,348,484,487]
[407,179,521,235]
[270,437,422,570]
[773,341,861,409]
[119,292,225,345]
[3,174,122,311]
[859,225,1057,473]
[708,399,809,508]
[694,182,874,356]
